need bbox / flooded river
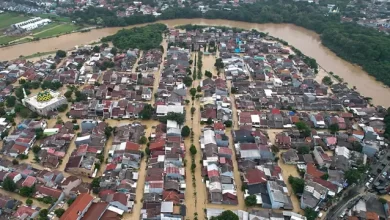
[0,18,388,106]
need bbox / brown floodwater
[1,18,389,106]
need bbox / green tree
[297,146,310,154]
[190,144,197,155]
[205,70,212,78]
[56,50,67,58]
[19,186,34,197]
[139,104,154,120]
[91,177,100,188]
[93,45,100,53]
[54,209,65,218]
[224,120,232,127]
[73,124,80,130]
[214,58,224,70]
[26,198,33,206]
[288,176,305,194]
[67,198,75,205]
[295,121,308,130]
[210,210,239,220]
[197,85,201,92]
[5,96,16,107]
[39,209,48,218]
[32,145,41,154]
[344,169,362,185]
[2,177,16,192]
[245,195,257,206]
[31,81,41,89]
[190,88,197,97]
[183,76,193,87]
[164,112,185,125]
[206,118,213,125]
[110,47,118,55]
[304,207,318,220]
[64,90,73,98]
[329,123,339,134]
[181,126,190,137]
[322,76,333,85]
[139,136,147,144]
[104,126,113,138]
[321,173,329,180]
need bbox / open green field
[31,22,60,34]
[0,35,23,45]
[34,24,80,38]
[37,13,71,22]
[0,13,31,30]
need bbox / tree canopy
[101,24,167,50]
[245,195,257,206]
[2,177,16,192]
[288,176,305,195]
[139,104,154,120]
[181,126,190,137]
[210,210,239,220]
[56,50,67,58]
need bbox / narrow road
[126,36,167,220]
[221,61,245,209]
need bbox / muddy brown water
[0,19,389,106]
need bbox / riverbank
[1,19,389,106]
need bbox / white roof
[75,135,90,141]
[156,105,184,114]
[335,146,350,159]
[203,130,216,145]
[167,120,179,129]
[251,115,260,123]
[161,201,174,213]
[43,128,59,133]
[207,163,219,171]
[239,149,260,159]
[264,89,273,97]
[107,205,124,215]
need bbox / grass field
[0,13,31,30]
[31,22,60,34]
[37,14,71,23]
[0,35,23,45]
[34,24,80,38]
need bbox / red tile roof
[22,176,36,187]
[36,185,63,199]
[306,163,324,179]
[218,147,232,155]
[214,122,225,130]
[125,141,140,151]
[112,193,127,206]
[149,140,165,151]
[60,193,93,220]
[14,206,37,218]
[313,177,338,192]
[245,168,267,185]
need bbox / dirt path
[220,57,246,209]
[132,50,143,73]
[277,150,303,214]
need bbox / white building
[23,90,67,116]
[156,105,184,116]
[13,17,51,31]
